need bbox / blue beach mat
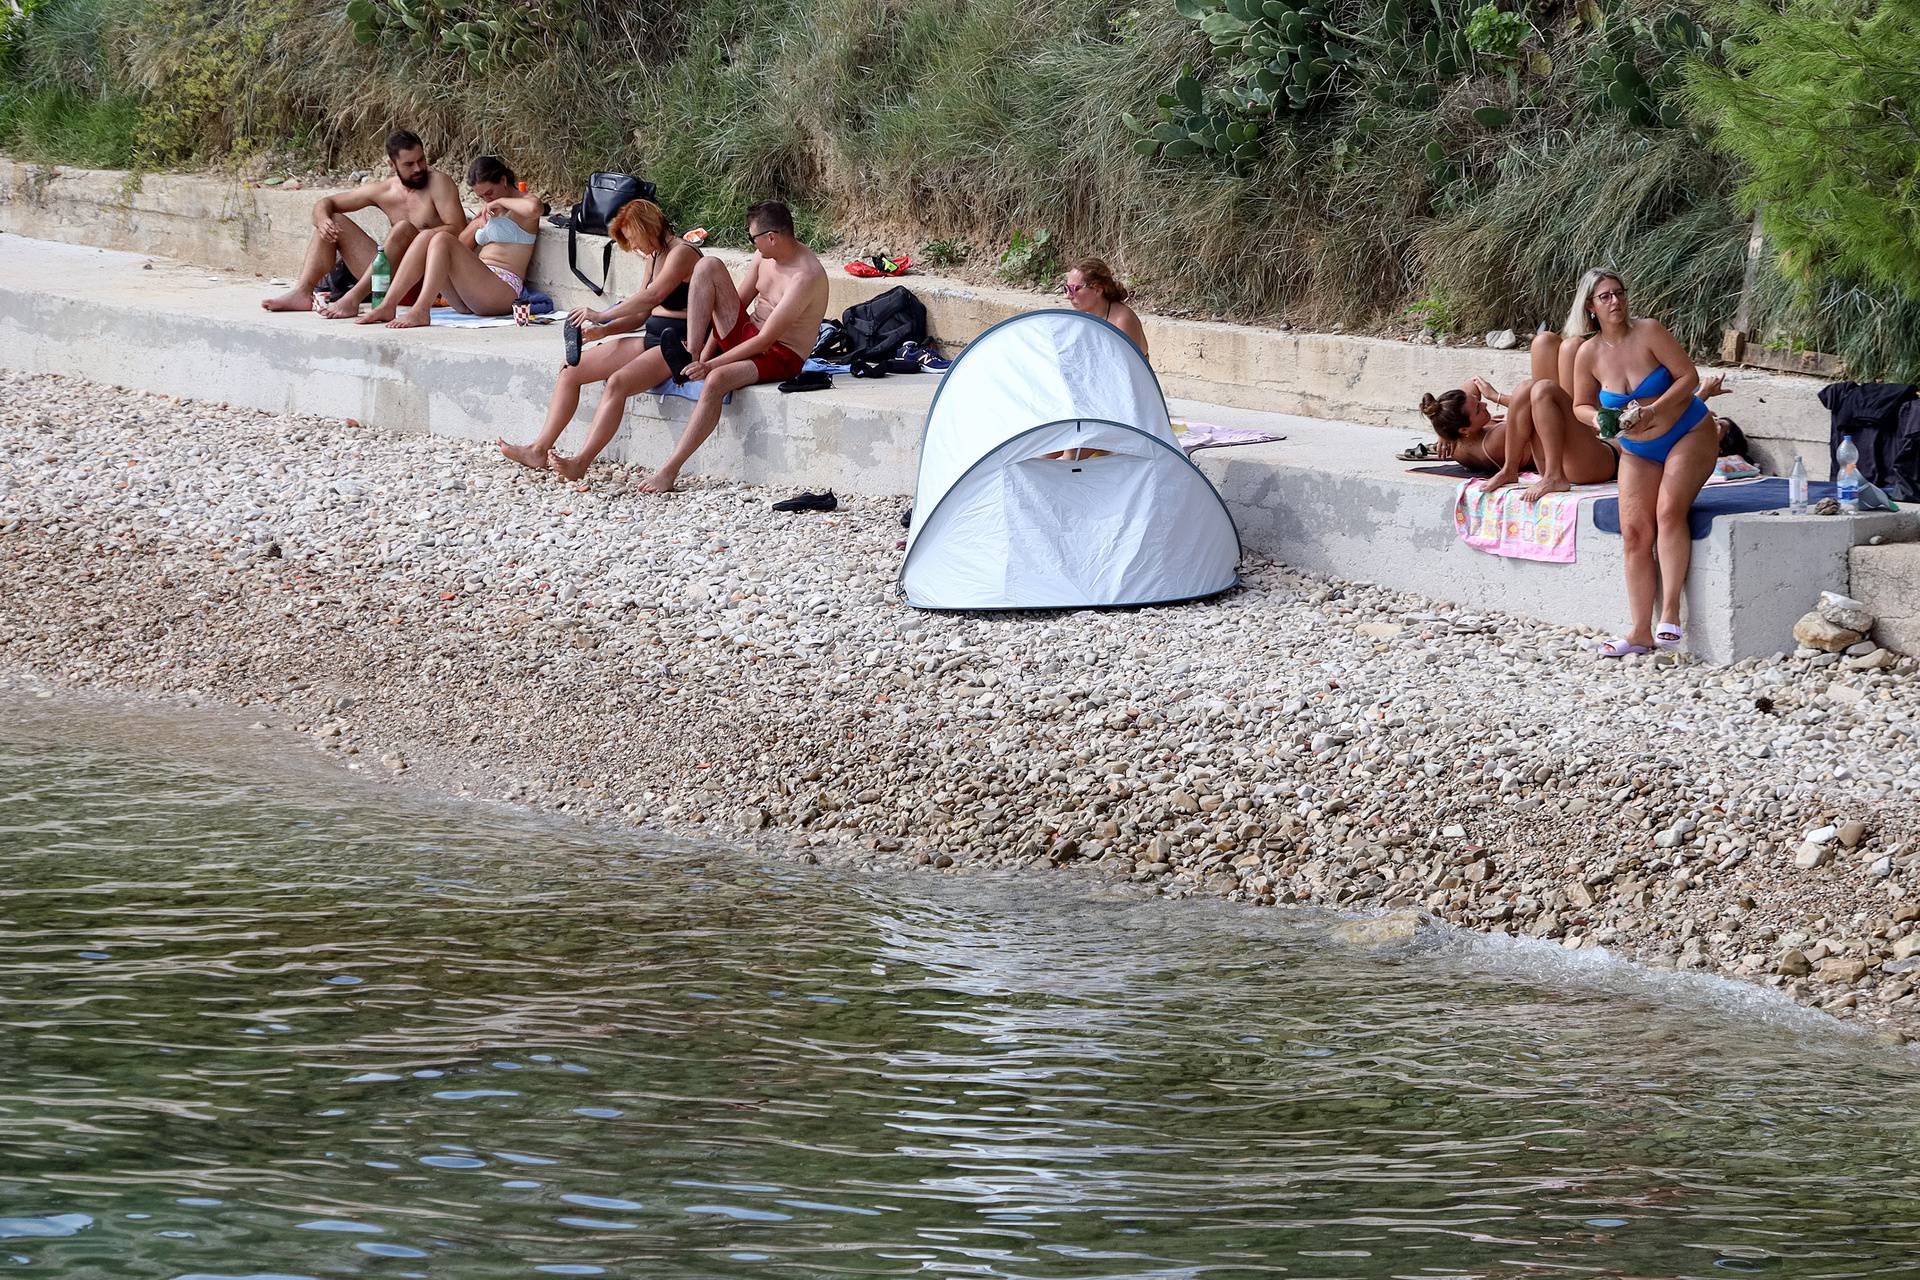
[1592,479,1835,540]
[649,357,847,406]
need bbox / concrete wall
[1852,542,1920,655]
[0,239,926,494]
[0,157,1838,475]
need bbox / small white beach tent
[899,309,1241,610]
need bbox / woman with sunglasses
[1567,267,1718,657]
[1064,259,1147,357]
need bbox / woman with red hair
[500,198,702,473]
[1064,257,1147,357]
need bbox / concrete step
[1851,542,1920,654]
[3,234,1907,664]
[0,157,1839,475]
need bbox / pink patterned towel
[1453,477,1619,564]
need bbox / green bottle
[368,247,391,308]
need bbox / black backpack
[317,257,356,301]
[548,172,655,295]
[818,285,927,363]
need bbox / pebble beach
[5,369,1920,1039]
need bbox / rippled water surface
[5,701,1920,1279]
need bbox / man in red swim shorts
[546,201,829,489]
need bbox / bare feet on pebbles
[638,466,680,495]
[551,453,592,483]
[498,440,549,472]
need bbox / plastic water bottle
[368,247,392,309]
[1788,456,1808,513]
[1836,435,1861,512]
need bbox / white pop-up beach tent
[899,309,1240,610]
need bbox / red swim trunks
[715,301,805,383]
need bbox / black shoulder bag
[550,172,655,294]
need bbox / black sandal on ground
[772,490,838,513]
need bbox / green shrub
[922,238,970,269]
[1463,3,1529,59]
[1404,292,1460,337]
[2,0,1918,376]
[0,86,141,167]
[997,228,1058,288]
[0,0,141,167]
[1687,0,1920,301]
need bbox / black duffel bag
[548,172,655,294]
[815,285,928,363]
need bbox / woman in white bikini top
[357,153,544,330]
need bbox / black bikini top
[653,248,696,311]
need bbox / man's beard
[398,168,431,190]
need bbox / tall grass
[1421,131,1747,352]
[0,0,141,165]
[5,0,1919,377]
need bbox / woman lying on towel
[499,199,703,473]
[1566,267,1720,658]
[357,155,542,329]
[1418,329,1620,503]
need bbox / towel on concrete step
[646,357,845,406]
[1171,420,1284,453]
[1592,477,1823,540]
[1453,476,1619,564]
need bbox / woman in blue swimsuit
[1568,268,1718,657]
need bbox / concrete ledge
[0,240,928,493]
[1852,542,1920,655]
[1199,431,1901,662]
[4,234,1905,663]
[0,158,1838,474]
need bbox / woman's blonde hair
[1562,266,1625,339]
[1070,257,1129,304]
[608,198,671,254]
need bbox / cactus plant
[1582,8,1721,132]
[340,0,563,71]
[1125,63,1262,168]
